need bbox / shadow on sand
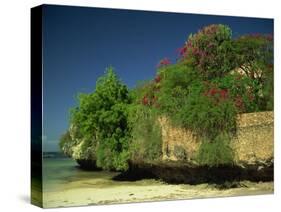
[112,162,273,187]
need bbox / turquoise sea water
[43,158,121,192]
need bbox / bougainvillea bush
[133,24,273,167]
[60,24,273,170]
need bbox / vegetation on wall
[60,24,273,170]
[128,105,162,163]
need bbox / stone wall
[159,111,274,165]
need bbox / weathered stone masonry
[159,111,274,165]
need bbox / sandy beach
[43,180,273,208]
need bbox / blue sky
[42,4,273,152]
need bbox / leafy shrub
[128,105,162,163]
[196,133,234,167]
[174,93,237,140]
[157,63,200,116]
[96,136,130,171]
[156,62,237,141]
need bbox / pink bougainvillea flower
[209,88,217,96]
[157,58,171,68]
[177,46,187,56]
[204,87,229,102]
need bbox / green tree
[69,67,131,171]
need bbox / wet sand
[43,158,273,208]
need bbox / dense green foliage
[60,24,273,169]
[197,133,234,167]
[128,105,162,163]
[60,67,131,171]
[234,34,274,111]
